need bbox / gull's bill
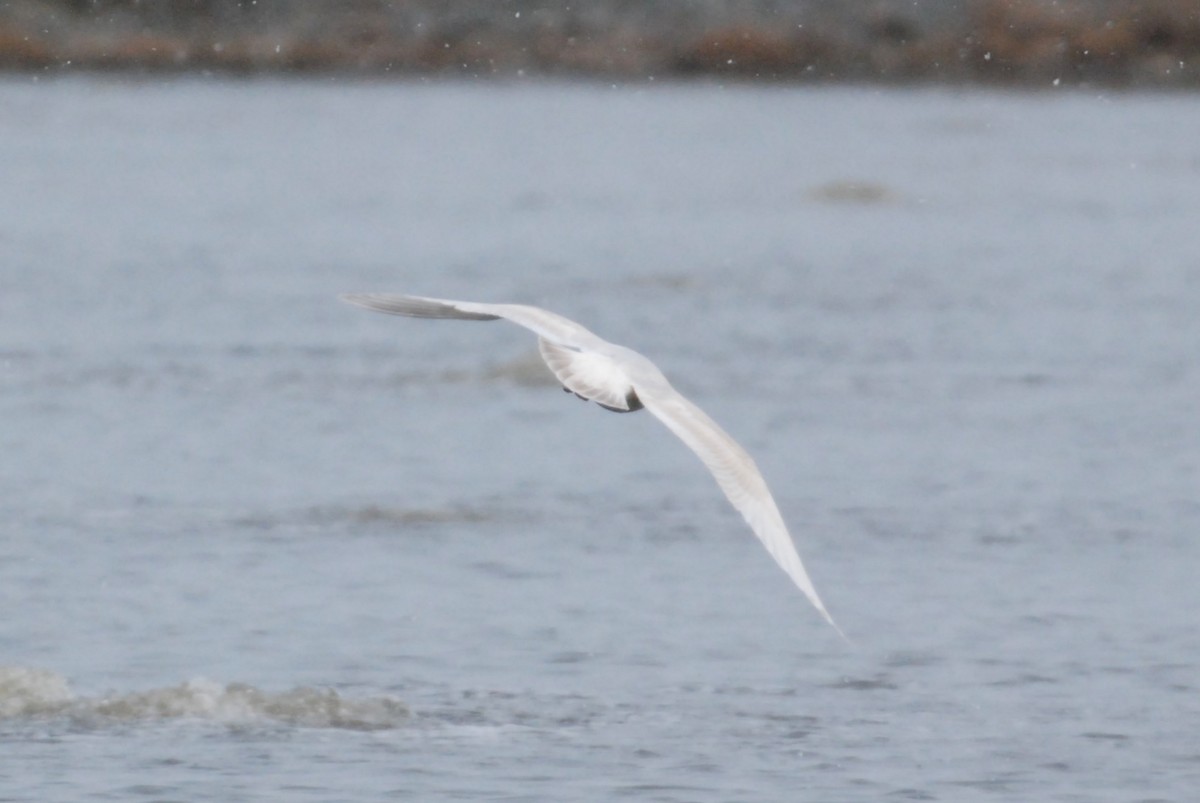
[342,292,843,637]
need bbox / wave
[231,502,514,531]
[0,666,408,731]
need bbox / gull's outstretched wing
[341,293,604,348]
[632,381,843,636]
[339,294,502,321]
[342,293,644,413]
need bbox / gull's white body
[343,293,841,635]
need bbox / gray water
[2,77,1198,801]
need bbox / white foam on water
[0,666,74,718]
[0,667,408,731]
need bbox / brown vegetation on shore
[1,0,1198,86]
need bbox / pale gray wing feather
[341,293,606,348]
[340,293,501,321]
[637,384,843,636]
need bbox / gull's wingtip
[823,611,852,645]
[338,292,423,315]
[339,292,501,321]
[809,591,851,644]
[340,293,380,309]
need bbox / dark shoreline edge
[2,0,1199,88]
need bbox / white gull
[342,293,842,636]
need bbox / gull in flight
[342,293,842,635]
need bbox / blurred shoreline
[2,0,1198,87]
